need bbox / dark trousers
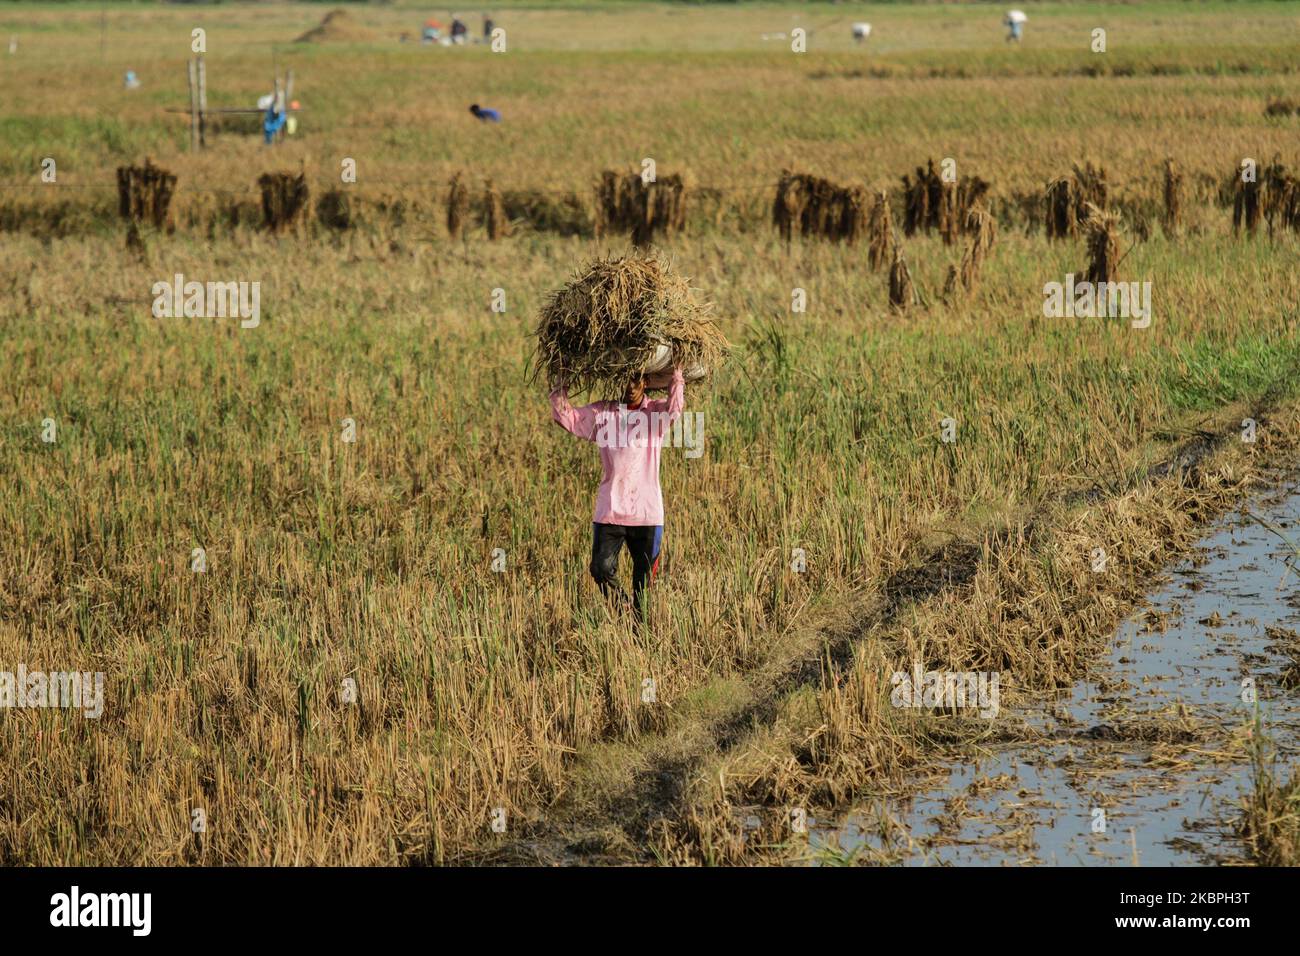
[590,523,663,620]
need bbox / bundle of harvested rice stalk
[941,264,960,302]
[944,206,996,299]
[939,175,992,246]
[1262,158,1300,236]
[533,252,728,398]
[772,169,807,242]
[902,160,990,242]
[1045,176,1077,239]
[484,179,510,240]
[501,189,591,236]
[124,221,146,260]
[901,159,941,236]
[1046,161,1108,239]
[888,246,916,311]
[1081,202,1121,285]
[447,173,470,240]
[116,158,177,230]
[771,171,868,243]
[1233,172,1262,235]
[596,170,688,246]
[867,190,894,270]
[1073,161,1108,209]
[316,189,352,230]
[257,170,310,233]
[1163,158,1183,235]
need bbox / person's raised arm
[667,367,685,420]
[549,377,598,441]
[650,367,686,441]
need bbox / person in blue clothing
[469,104,501,122]
[263,100,287,144]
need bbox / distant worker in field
[483,13,494,40]
[550,367,685,623]
[1004,10,1027,43]
[469,103,501,122]
[451,17,468,44]
[262,98,287,145]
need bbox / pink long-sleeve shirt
[550,369,685,526]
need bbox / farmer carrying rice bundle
[536,253,728,622]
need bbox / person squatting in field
[550,367,685,622]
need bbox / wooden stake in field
[186,58,199,152]
[197,56,207,149]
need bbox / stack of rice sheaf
[534,253,728,396]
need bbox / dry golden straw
[533,251,728,398]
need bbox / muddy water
[814,474,1300,866]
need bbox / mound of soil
[295,9,378,44]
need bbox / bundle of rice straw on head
[533,252,729,397]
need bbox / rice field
[2,0,1299,867]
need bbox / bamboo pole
[187,58,198,152]
[197,56,207,148]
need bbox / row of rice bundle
[772,171,868,243]
[901,159,991,243]
[1046,161,1108,239]
[595,170,688,246]
[533,252,728,397]
[257,169,310,233]
[116,158,177,230]
[1232,157,1300,236]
